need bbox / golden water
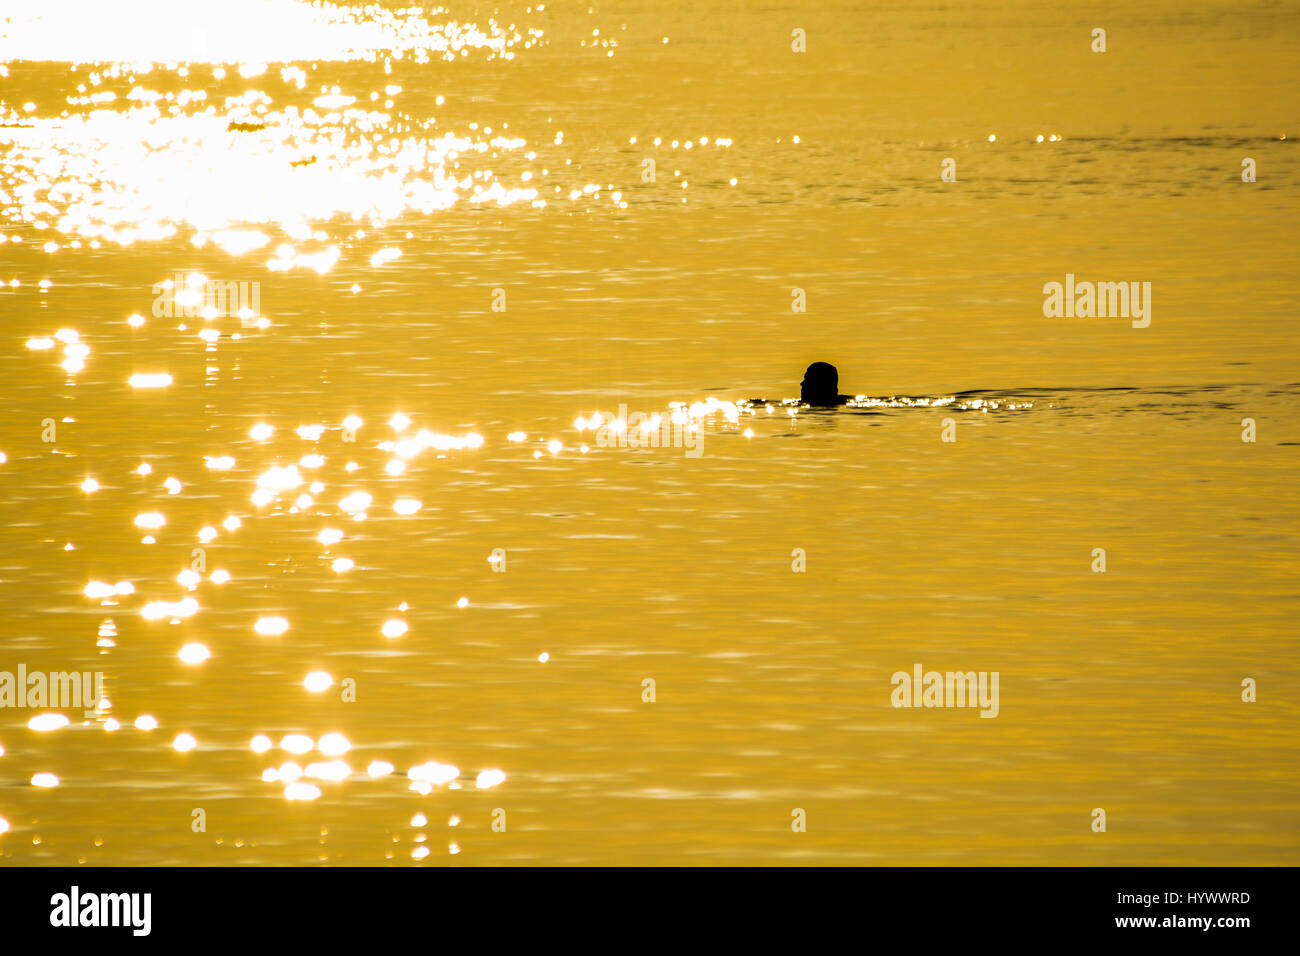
[0,0,1296,864]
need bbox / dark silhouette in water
[801,362,851,406]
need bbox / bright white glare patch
[28,713,70,732]
[305,759,350,781]
[280,734,314,754]
[296,424,325,441]
[285,782,321,801]
[222,515,241,531]
[331,557,355,573]
[339,491,372,513]
[381,619,407,638]
[141,598,199,620]
[538,651,550,663]
[198,526,218,543]
[31,773,59,788]
[367,760,395,778]
[80,477,99,492]
[393,498,421,515]
[389,413,411,431]
[136,462,153,475]
[128,373,173,388]
[178,642,210,664]
[456,597,469,609]
[303,671,333,692]
[84,581,113,599]
[163,477,182,494]
[205,456,235,470]
[0,0,532,63]
[411,813,427,827]
[408,761,459,785]
[127,314,145,327]
[250,423,274,441]
[210,569,231,584]
[134,512,165,530]
[317,732,351,756]
[177,569,201,588]
[254,464,301,504]
[250,734,273,754]
[254,616,290,636]
[315,93,357,110]
[134,715,159,730]
[475,769,506,789]
[317,528,343,545]
[173,733,198,752]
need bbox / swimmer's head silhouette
[801,362,849,406]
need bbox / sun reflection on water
[0,0,758,864]
[0,0,636,271]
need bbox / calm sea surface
[0,0,1297,864]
